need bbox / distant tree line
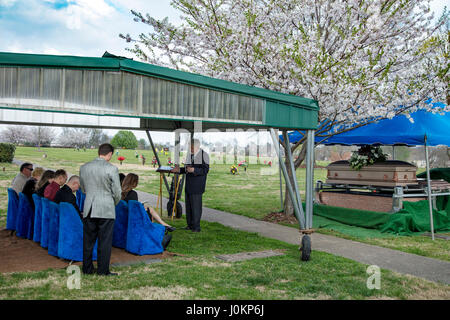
[0,126,111,149]
[0,126,154,150]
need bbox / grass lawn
[3,147,449,263]
[0,218,448,300]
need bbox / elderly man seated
[11,162,33,196]
[54,175,82,219]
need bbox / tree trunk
[283,153,295,216]
[282,138,307,216]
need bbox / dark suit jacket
[54,185,81,215]
[22,177,37,210]
[180,149,209,194]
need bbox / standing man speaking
[171,138,209,232]
[80,143,122,276]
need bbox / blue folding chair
[58,202,97,262]
[126,200,165,255]
[48,200,60,257]
[6,188,19,231]
[32,193,43,243]
[41,197,51,248]
[112,200,129,249]
[16,192,34,239]
[76,189,86,212]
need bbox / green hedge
[0,143,16,163]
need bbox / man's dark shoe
[166,226,176,232]
[98,272,118,276]
[82,268,97,275]
[192,229,201,233]
[183,226,192,230]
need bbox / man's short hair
[20,162,33,172]
[98,143,115,156]
[68,175,79,184]
[55,169,67,178]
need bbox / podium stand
[156,166,182,221]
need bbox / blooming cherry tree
[121,0,448,214]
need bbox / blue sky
[0,0,184,142]
[1,0,445,58]
[0,0,181,57]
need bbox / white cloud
[0,0,17,7]
[64,0,117,30]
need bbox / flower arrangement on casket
[349,145,388,170]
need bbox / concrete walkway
[12,160,450,285]
[136,190,450,285]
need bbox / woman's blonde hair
[121,173,139,200]
[32,167,44,179]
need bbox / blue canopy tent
[282,102,449,240]
[284,102,449,146]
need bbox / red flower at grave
[118,156,125,165]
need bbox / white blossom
[120,0,448,139]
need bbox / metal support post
[282,131,304,217]
[270,128,305,229]
[174,131,181,165]
[146,130,170,193]
[305,129,315,230]
[424,135,435,240]
[392,186,404,212]
[279,160,283,212]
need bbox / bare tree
[87,128,111,148]
[27,126,56,149]
[0,125,30,145]
[429,146,450,168]
[57,128,90,148]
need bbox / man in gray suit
[80,143,122,276]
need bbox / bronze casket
[325,160,417,187]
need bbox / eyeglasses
[26,167,33,171]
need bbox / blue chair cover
[6,188,19,231]
[16,193,34,239]
[126,200,164,255]
[58,202,97,262]
[40,197,50,248]
[76,189,86,212]
[113,200,129,249]
[32,194,42,243]
[48,200,60,257]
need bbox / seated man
[11,162,33,196]
[54,175,82,219]
[44,169,68,201]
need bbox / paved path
[136,190,450,285]
[12,160,450,284]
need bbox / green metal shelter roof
[0,51,318,131]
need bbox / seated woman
[22,167,44,210]
[121,173,176,232]
[36,170,55,198]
